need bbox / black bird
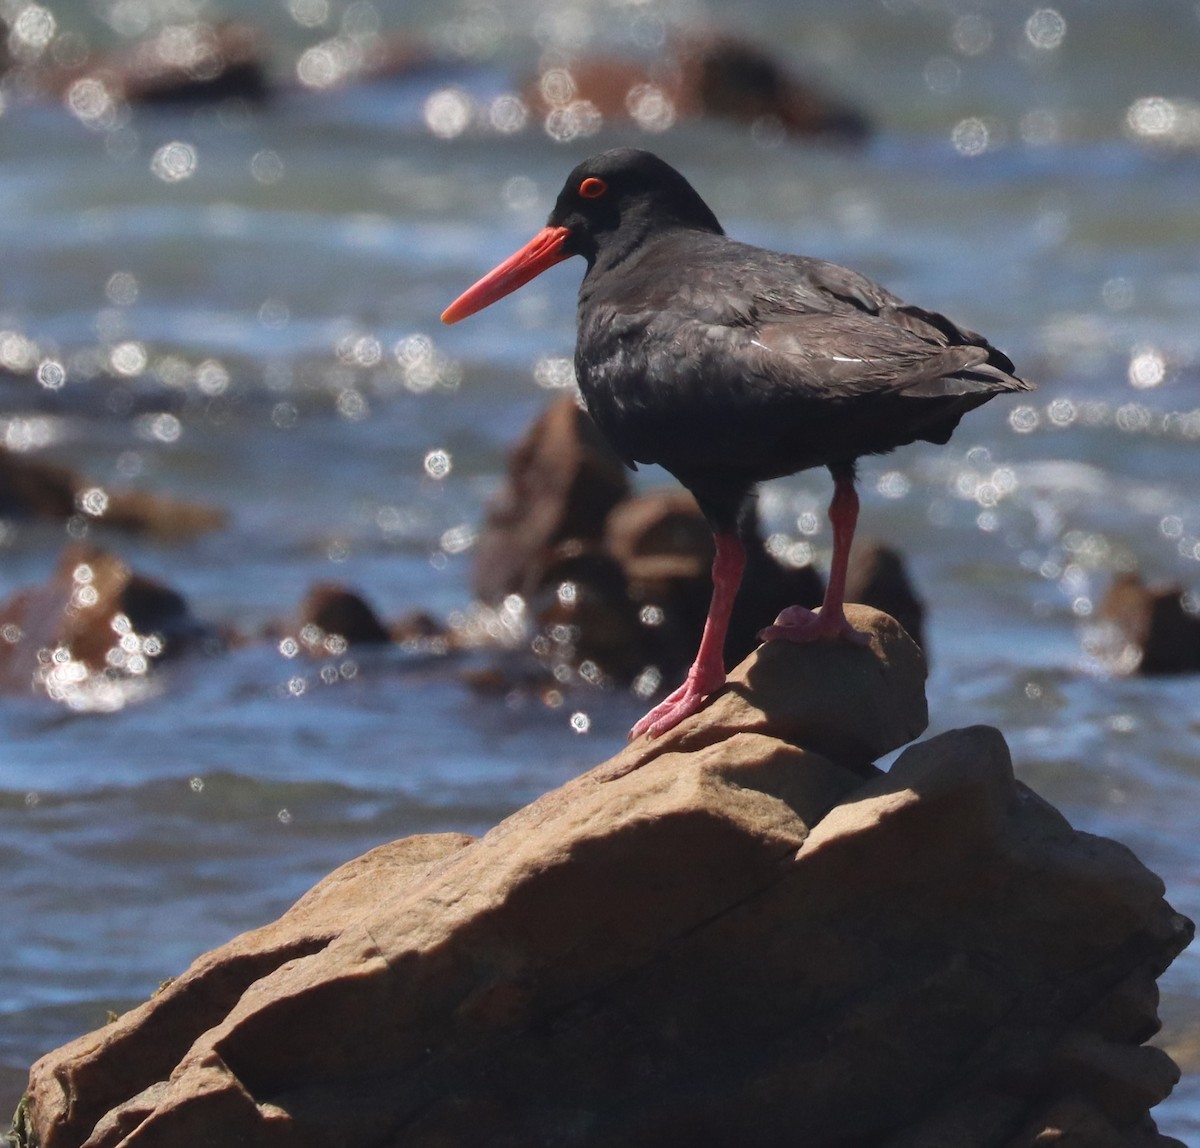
[442,148,1031,740]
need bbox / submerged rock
[523,30,870,142]
[1098,572,1200,675]
[297,581,392,647]
[0,447,224,537]
[0,542,217,695]
[19,607,1190,1147]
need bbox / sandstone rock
[0,542,216,693]
[0,446,224,536]
[472,396,631,605]
[1098,573,1200,675]
[21,608,1190,1148]
[617,603,927,776]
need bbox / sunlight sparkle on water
[423,88,474,139]
[1025,9,1067,52]
[36,359,64,389]
[627,84,675,133]
[66,78,120,129]
[1128,348,1166,390]
[424,449,452,480]
[12,4,56,55]
[151,141,198,183]
[951,117,991,157]
[136,412,182,443]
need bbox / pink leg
[629,532,746,740]
[758,473,869,646]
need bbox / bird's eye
[578,177,608,199]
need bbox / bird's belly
[579,357,827,478]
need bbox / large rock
[472,399,927,687]
[472,396,632,605]
[19,607,1190,1148]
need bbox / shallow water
[3,0,1200,1138]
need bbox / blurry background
[2,0,1200,1136]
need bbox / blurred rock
[604,490,718,677]
[731,504,826,662]
[0,447,224,537]
[606,491,825,673]
[473,396,631,605]
[391,609,448,646]
[20,607,1190,1148]
[289,31,438,92]
[846,538,927,654]
[476,400,927,689]
[0,449,76,520]
[529,543,648,685]
[1098,573,1200,675]
[38,22,269,107]
[299,582,392,647]
[0,542,216,693]
[524,30,869,142]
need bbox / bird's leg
[758,471,869,646]
[629,531,746,740]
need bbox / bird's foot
[628,670,725,741]
[757,605,870,647]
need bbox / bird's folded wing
[736,312,996,397]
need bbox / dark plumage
[443,148,1032,739]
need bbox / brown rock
[605,490,824,675]
[21,607,1188,1147]
[0,446,224,536]
[38,22,269,107]
[0,449,77,518]
[529,543,649,683]
[604,489,718,677]
[616,603,927,776]
[524,30,869,141]
[730,504,825,662]
[1098,573,1200,675]
[98,490,225,537]
[390,610,447,645]
[0,542,214,692]
[472,396,631,604]
[298,581,391,646]
[847,537,927,653]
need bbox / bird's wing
[735,253,1026,398]
[742,311,991,397]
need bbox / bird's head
[441,148,722,325]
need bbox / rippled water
[4,0,1200,1138]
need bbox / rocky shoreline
[14,606,1192,1147]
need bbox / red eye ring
[579,177,607,199]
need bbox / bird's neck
[580,218,719,303]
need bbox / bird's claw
[628,670,725,741]
[757,605,869,647]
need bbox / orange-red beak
[441,225,572,324]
